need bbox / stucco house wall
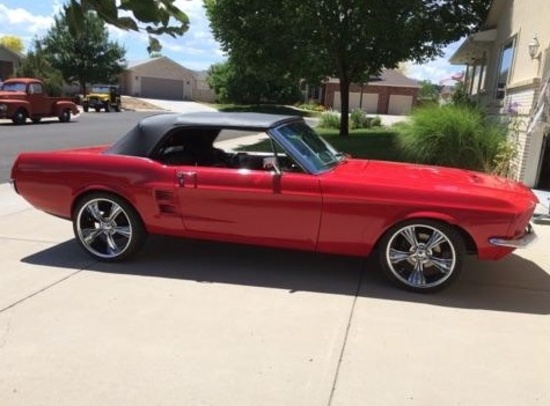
[450,0,550,188]
[121,57,215,103]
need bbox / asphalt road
[0,111,248,183]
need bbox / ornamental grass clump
[397,105,508,173]
[319,111,341,129]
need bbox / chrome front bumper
[489,223,538,248]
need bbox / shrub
[350,108,369,129]
[371,116,382,127]
[297,103,325,112]
[397,104,508,173]
[319,111,341,129]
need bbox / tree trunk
[339,78,350,137]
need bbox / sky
[0,0,465,80]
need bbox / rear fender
[71,184,138,218]
[55,101,79,115]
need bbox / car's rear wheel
[73,194,147,261]
[59,109,71,122]
[378,220,465,293]
[12,108,27,125]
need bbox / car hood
[329,159,537,208]
[0,91,26,100]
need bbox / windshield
[91,86,111,94]
[1,82,26,92]
[274,121,342,173]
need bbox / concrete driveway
[0,181,549,405]
[136,98,216,114]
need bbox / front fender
[0,99,31,117]
[400,211,460,225]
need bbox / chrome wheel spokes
[77,198,133,259]
[386,224,457,289]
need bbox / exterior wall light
[528,35,540,59]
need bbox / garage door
[388,95,413,115]
[141,77,184,100]
[333,91,379,113]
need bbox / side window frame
[494,36,517,100]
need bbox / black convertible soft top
[105,112,302,157]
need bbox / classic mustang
[10,112,538,292]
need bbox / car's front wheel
[378,220,465,293]
[73,194,147,261]
[12,108,27,125]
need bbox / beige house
[450,0,550,189]
[120,56,215,103]
[0,44,23,82]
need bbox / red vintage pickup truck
[0,78,79,125]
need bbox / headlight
[0,104,7,112]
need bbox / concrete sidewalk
[0,183,549,405]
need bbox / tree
[63,0,189,54]
[418,80,442,103]
[206,0,491,136]
[16,41,64,96]
[40,10,126,94]
[0,35,24,54]
[207,59,301,104]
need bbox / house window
[495,39,515,99]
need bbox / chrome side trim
[489,224,538,248]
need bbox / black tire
[104,103,111,112]
[83,105,89,112]
[12,108,27,125]
[377,219,465,293]
[73,193,147,262]
[59,109,71,123]
[31,118,41,124]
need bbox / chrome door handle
[176,171,197,188]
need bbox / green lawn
[211,103,403,162]
[213,103,323,118]
[316,128,404,162]
[241,127,404,163]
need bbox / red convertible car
[10,112,538,292]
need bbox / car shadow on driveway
[21,236,550,315]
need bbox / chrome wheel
[379,221,464,292]
[74,195,146,261]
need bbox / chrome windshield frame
[268,121,342,175]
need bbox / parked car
[10,112,538,292]
[0,78,79,124]
[82,84,121,113]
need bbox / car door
[175,166,323,251]
[27,82,49,116]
